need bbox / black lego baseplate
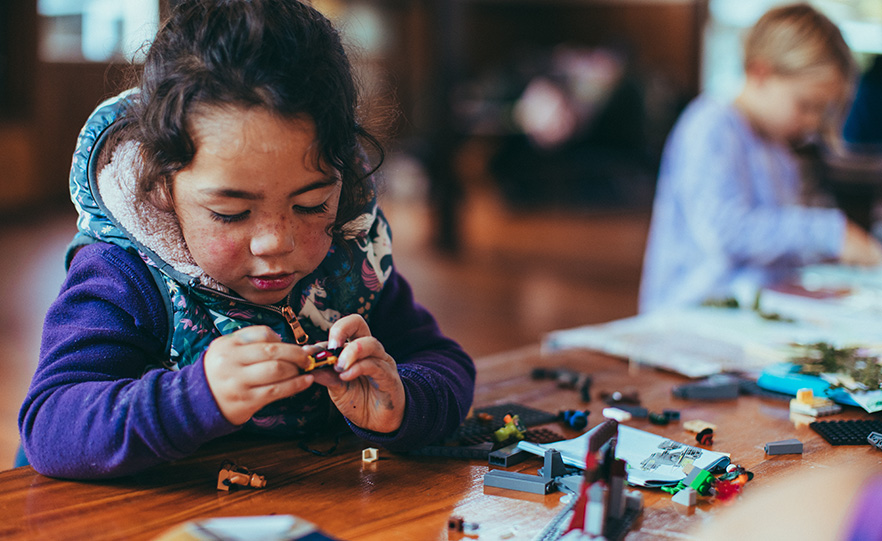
[409,403,560,460]
[810,419,882,445]
[453,403,559,445]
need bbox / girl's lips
[248,273,296,291]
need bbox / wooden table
[3,346,881,540]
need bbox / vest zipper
[192,284,310,345]
[280,305,309,345]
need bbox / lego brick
[586,420,619,454]
[868,431,882,450]
[609,403,648,418]
[537,449,574,480]
[483,469,555,494]
[603,407,632,422]
[663,409,681,420]
[488,443,532,467]
[811,420,882,445]
[683,419,717,433]
[789,399,842,417]
[672,487,697,506]
[764,438,803,455]
[672,374,740,400]
[362,448,378,463]
[452,403,558,446]
[789,388,842,417]
[524,427,565,443]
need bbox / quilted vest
[68,91,394,436]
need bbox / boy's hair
[744,3,854,79]
[132,0,379,243]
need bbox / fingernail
[328,339,340,350]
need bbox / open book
[518,424,730,487]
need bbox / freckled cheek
[300,225,334,261]
[191,232,249,268]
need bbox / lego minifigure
[217,460,266,491]
[303,346,344,372]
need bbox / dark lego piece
[524,427,565,444]
[696,428,714,446]
[559,409,590,430]
[737,378,792,401]
[764,438,803,455]
[648,412,669,425]
[672,374,740,400]
[484,449,571,495]
[452,403,558,446]
[537,448,576,479]
[488,443,532,467]
[483,469,556,494]
[811,420,882,445]
[663,409,681,421]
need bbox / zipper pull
[280,306,309,345]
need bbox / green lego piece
[688,469,714,495]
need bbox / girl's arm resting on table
[344,269,476,451]
[18,244,238,479]
[672,118,845,265]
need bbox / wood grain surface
[3,346,880,540]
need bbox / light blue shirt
[639,96,846,313]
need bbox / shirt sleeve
[667,106,845,266]
[18,243,238,479]
[344,269,476,451]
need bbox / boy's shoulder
[680,95,740,126]
[672,95,748,142]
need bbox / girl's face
[749,66,846,144]
[173,106,341,305]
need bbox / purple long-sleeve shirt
[640,96,845,313]
[19,242,475,479]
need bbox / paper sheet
[518,425,730,487]
[543,303,882,378]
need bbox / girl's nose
[250,222,296,257]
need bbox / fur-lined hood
[68,90,389,303]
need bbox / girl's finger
[232,341,312,369]
[252,373,315,402]
[327,315,371,349]
[232,325,282,345]
[238,359,305,388]
[335,337,388,372]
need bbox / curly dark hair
[132,0,380,244]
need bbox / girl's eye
[294,202,330,215]
[210,211,250,223]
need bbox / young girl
[18,0,475,479]
[640,3,882,313]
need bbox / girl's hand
[310,315,406,434]
[203,325,315,426]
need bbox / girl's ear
[150,178,176,213]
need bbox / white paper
[518,425,730,487]
[544,301,882,379]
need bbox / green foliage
[701,297,740,308]
[792,342,882,390]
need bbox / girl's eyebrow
[199,177,339,200]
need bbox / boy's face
[751,67,846,144]
[172,107,341,305]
